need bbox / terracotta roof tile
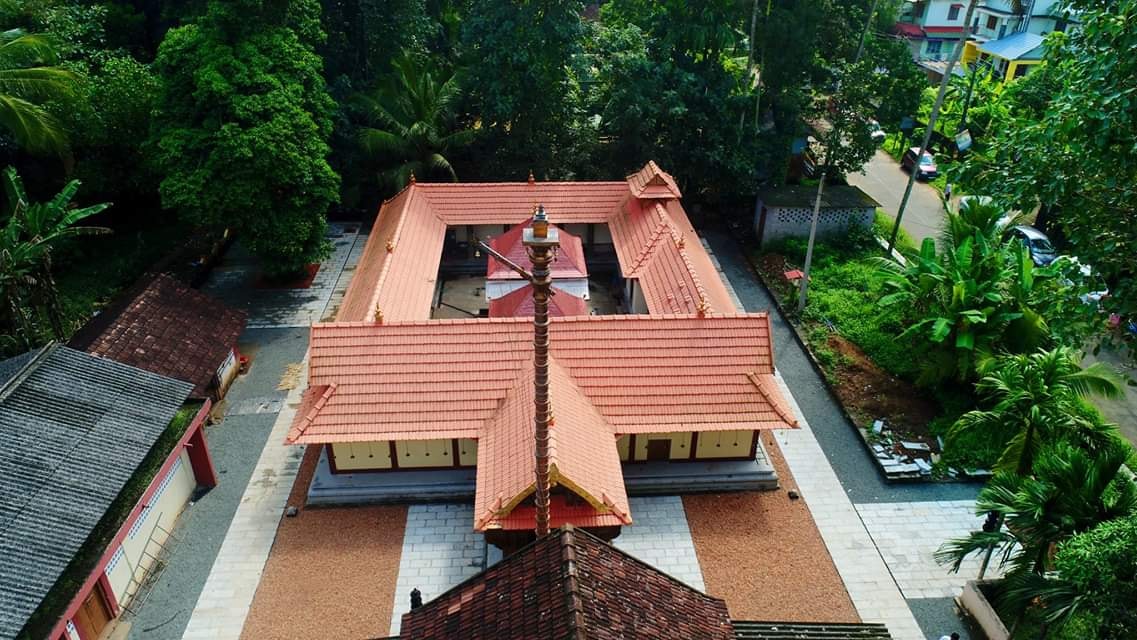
[486,219,587,280]
[473,358,630,532]
[73,273,246,398]
[287,314,789,445]
[488,285,588,318]
[626,160,683,199]
[398,527,736,640]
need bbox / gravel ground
[684,433,859,623]
[126,327,310,640]
[241,447,407,640]
[702,228,980,505]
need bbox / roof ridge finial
[528,170,536,185]
[374,305,384,324]
[408,171,416,185]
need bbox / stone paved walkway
[388,505,498,637]
[612,496,706,591]
[180,367,308,640]
[856,501,1001,600]
[771,374,926,640]
[204,224,366,328]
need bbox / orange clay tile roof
[473,358,629,531]
[486,219,587,280]
[287,314,794,446]
[609,198,736,315]
[626,160,683,199]
[337,162,729,322]
[488,284,589,318]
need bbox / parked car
[868,119,886,145]
[1009,225,1058,266]
[901,147,938,179]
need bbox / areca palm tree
[936,441,1136,623]
[0,26,77,155]
[357,54,474,191]
[1,166,109,342]
[949,347,1122,475]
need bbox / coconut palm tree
[0,24,77,155]
[356,54,474,191]
[949,347,1122,475]
[1,166,109,342]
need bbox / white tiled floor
[856,501,1001,599]
[612,496,706,591]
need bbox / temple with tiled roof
[287,162,798,549]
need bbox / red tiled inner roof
[398,527,736,640]
[486,219,587,280]
[488,284,588,318]
[337,162,731,322]
[77,273,246,398]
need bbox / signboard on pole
[955,129,973,153]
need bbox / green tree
[1044,512,1137,638]
[949,348,1122,474]
[0,166,109,344]
[152,0,340,275]
[936,440,1136,613]
[460,0,585,179]
[955,0,1137,335]
[356,54,473,192]
[0,19,77,154]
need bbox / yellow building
[963,31,1046,83]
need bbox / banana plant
[1,166,110,341]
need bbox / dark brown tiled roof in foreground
[74,273,246,398]
[399,526,736,640]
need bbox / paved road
[848,149,947,245]
[1084,347,1137,448]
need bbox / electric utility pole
[888,0,980,253]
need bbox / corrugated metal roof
[977,31,1046,60]
[0,345,192,640]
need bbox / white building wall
[105,449,196,606]
[755,203,875,246]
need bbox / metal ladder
[119,520,181,617]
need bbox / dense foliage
[151,0,339,275]
[955,0,1137,345]
[1051,512,1137,638]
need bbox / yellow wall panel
[395,439,454,468]
[458,438,478,466]
[632,432,693,461]
[616,435,630,461]
[332,442,393,470]
[694,430,754,459]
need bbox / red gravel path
[241,447,408,640]
[683,433,859,623]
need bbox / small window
[986,16,997,30]
[926,40,943,56]
[948,5,961,20]
[998,24,1007,38]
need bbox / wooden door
[646,439,671,461]
[74,587,112,640]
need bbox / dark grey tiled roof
[0,345,192,640]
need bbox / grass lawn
[752,227,976,468]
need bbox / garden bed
[749,233,982,481]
